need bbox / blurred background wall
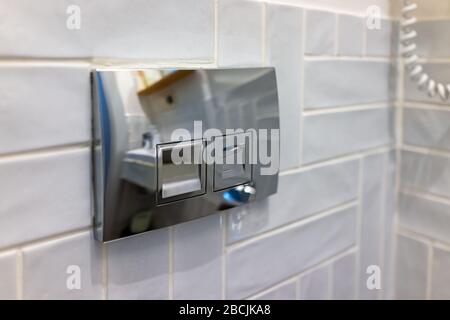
[395,0,450,300]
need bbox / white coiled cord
[401,0,450,101]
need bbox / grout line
[285,144,395,173]
[434,241,450,252]
[362,14,367,57]
[262,1,397,19]
[397,227,435,247]
[378,152,388,300]
[400,186,450,202]
[352,247,359,300]
[303,55,391,62]
[327,264,333,300]
[0,142,90,161]
[401,187,450,206]
[246,246,357,300]
[398,227,450,253]
[0,58,216,68]
[401,144,450,159]
[426,244,433,300]
[0,227,91,254]
[405,99,450,108]
[16,250,23,300]
[391,43,405,300]
[214,0,219,65]
[247,277,297,300]
[261,2,267,65]
[416,57,450,64]
[386,156,397,300]
[93,61,219,69]
[101,244,108,300]
[280,144,394,176]
[334,13,339,56]
[397,52,404,148]
[0,59,92,67]
[303,103,392,116]
[355,157,364,299]
[227,200,358,252]
[295,277,301,300]
[168,227,174,300]
[221,213,227,300]
[298,8,306,167]
[404,101,450,111]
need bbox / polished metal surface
[92,68,280,242]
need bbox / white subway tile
[431,246,450,299]
[332,253,356,300]
[337,14,363,56]
[302,108,394,164]
[0,148,91,248]
[227,160,358,243]
[0,0,214,60]
[305,10,336,55]
[299,265,329,300]
[23,232,102,299]
[173,215,222,300]
[399,193,450,244]
[218,0,263,66]
[107,228,169,300]
[401,150,450,198]
[366,19,398,57]
[254,281,296,300]
[404,63,450,104]
[404,107,450,151]
[304,61,393,109]
[226,206,356,299]
[395,235,428,299]
[266,4,303,170]
[0,250,17,299]
[359,153,384,300]
[0,66,90,154]
[414,20,450,58]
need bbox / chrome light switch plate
[92,68,280,242]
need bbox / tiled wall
[395,0,450,300]
[0,0,397,299]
